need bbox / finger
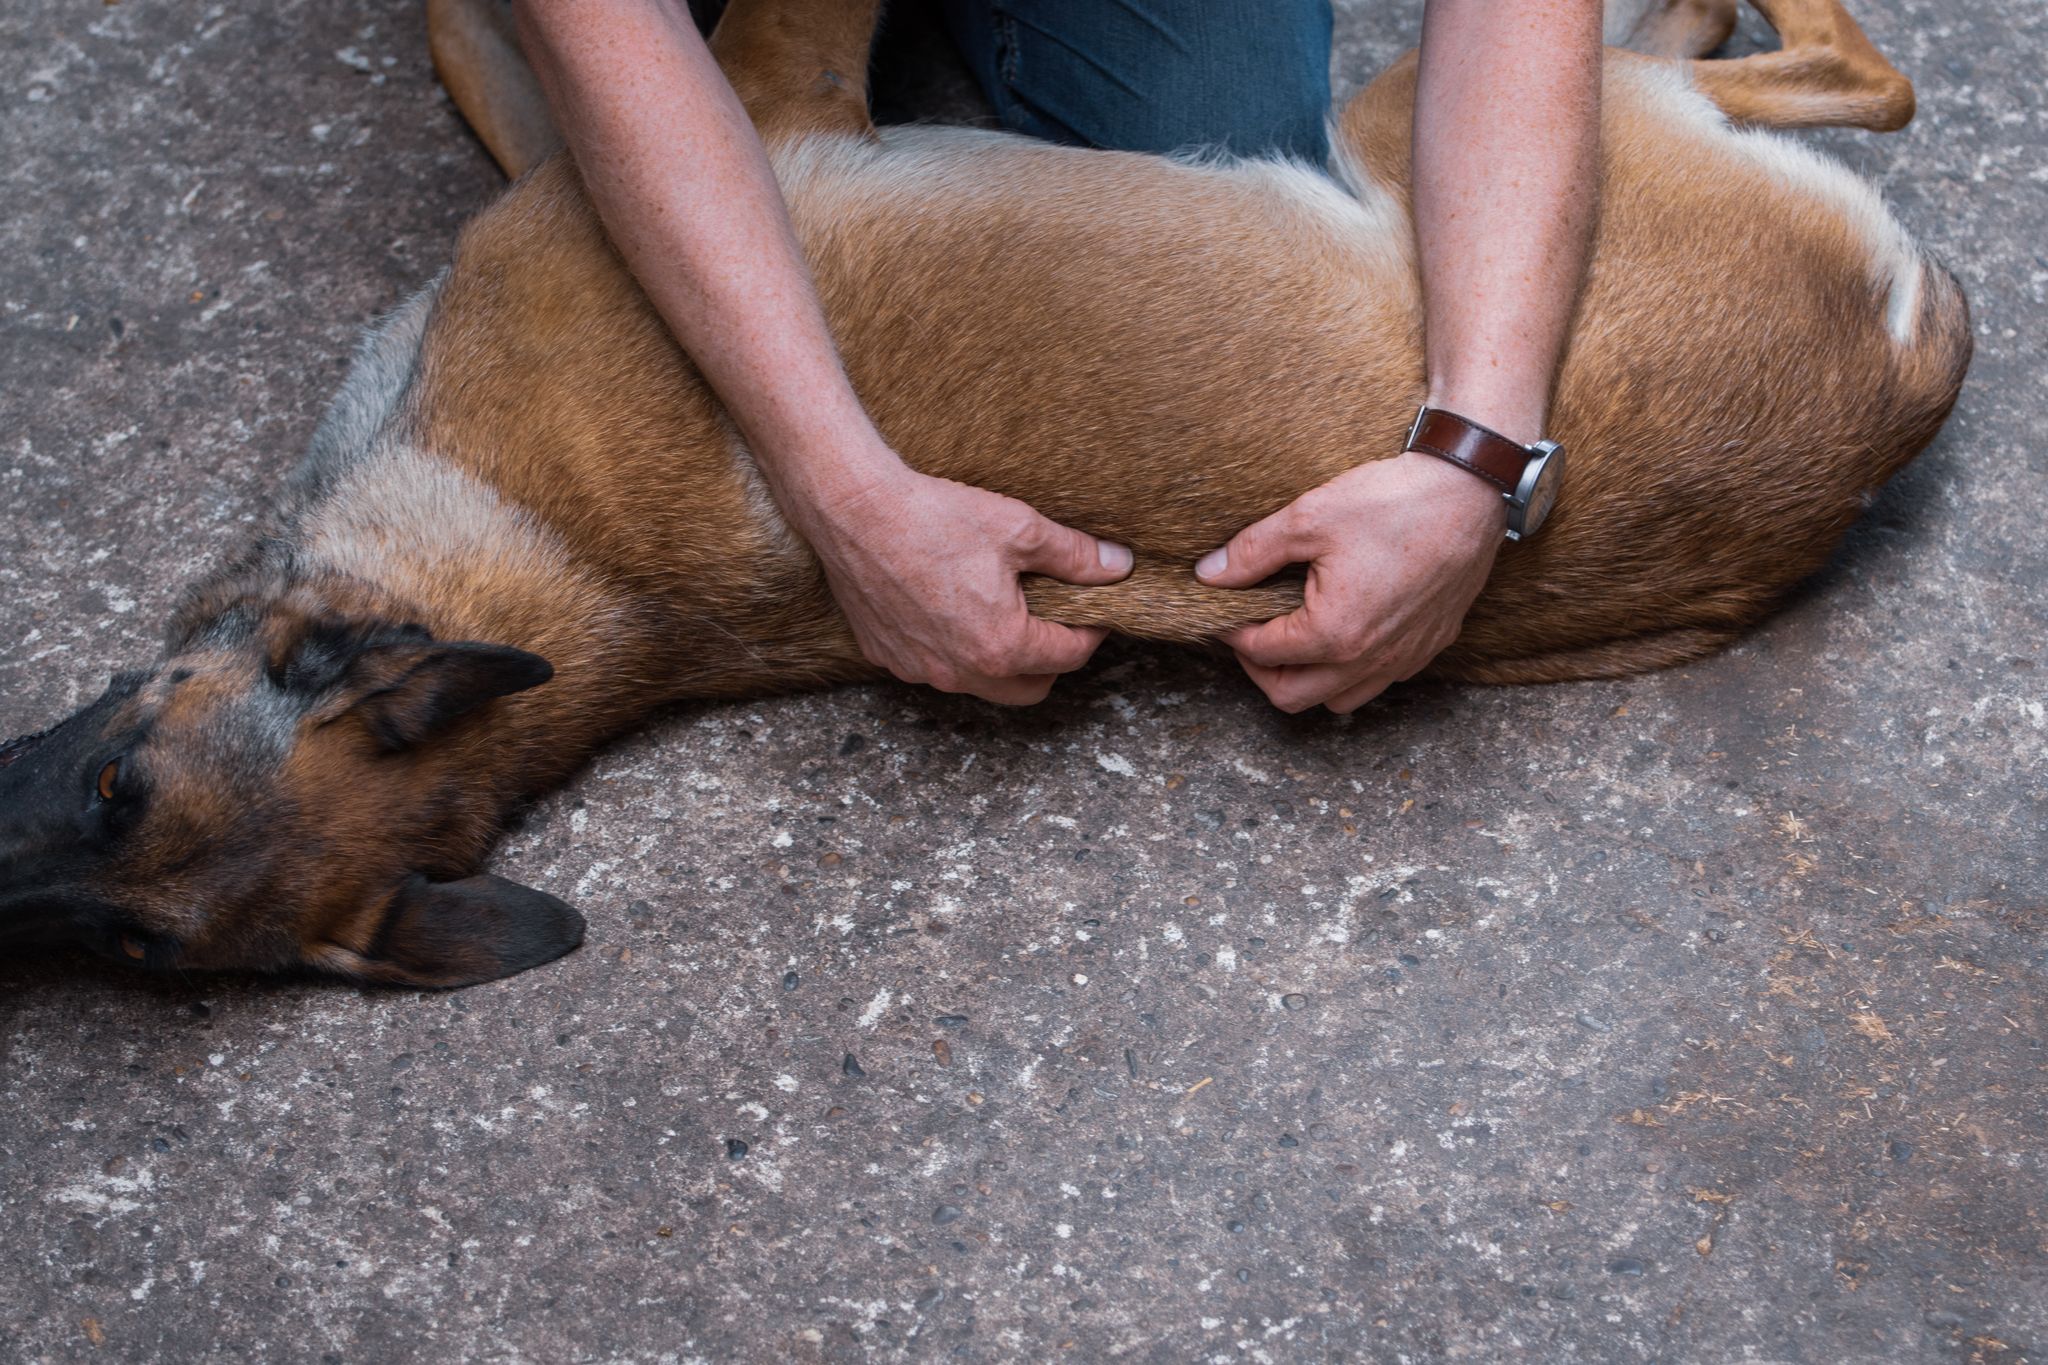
[1007,618,1108,677]
[966,673,1058,707]
[1325,672,1398,715]
[1239,658,1362,714]
[1194,506,1312,588]
[1222,608,1353,670]
[1011,512,1133,586]
[922,662,1057,705]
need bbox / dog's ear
[336,642,553,750]
[311,873,585,989]
[280,624,552,750]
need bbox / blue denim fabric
[938,0,1334,165]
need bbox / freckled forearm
[1412,0,1603,447]
[514,0,899,521]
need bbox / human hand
[801,454,1133,706]
[1195,451,1505,713]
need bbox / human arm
[1195,0,1602,712]
[515,0,1132,704]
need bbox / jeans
[937,0,1334,164]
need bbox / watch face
[1513,443,1564,540]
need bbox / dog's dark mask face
[0,611,580,988]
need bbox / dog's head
[0,593,582,988]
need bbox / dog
[0,0,1969,987]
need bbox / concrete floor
[2,1,2042,1360]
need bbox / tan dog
[0,0,1967,986]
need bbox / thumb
[1195,508,1309,587]
[1013,513,1134,586]
[1013,616,1109,676]
[1222,607,1336,668]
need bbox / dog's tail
[1023,563,1304,646]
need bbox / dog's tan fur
[414,0,1964,687]
[0,0,1968,985]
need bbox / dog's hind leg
[1609,0,1740,58]
[707,0,885,143]
[427,0,563,177]
[1681,0,1914,130]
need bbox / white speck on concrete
[857,988,892,1029]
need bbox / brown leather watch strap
[1405,407,1530,495]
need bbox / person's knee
[1086,3,1334,162]
[948,0,1334,163]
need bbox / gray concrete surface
[2,1,2042,1360]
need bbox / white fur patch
[300,444,577,592]
[774,124,1413,292]
[1186,138,1414,278]
[1617,61,1925,344]
[721,423,803,559]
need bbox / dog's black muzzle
[0,682,138,948]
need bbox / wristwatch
[1403,405,1566,542]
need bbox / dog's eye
[119,935,146,961]
[97,759,121,803]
